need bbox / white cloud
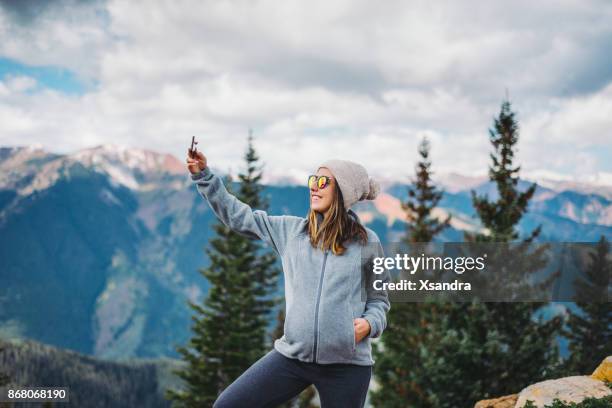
[0,0,611,184]
[0,0,111,84]
[0,74,37,94]
[526,82,612,147]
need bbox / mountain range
[0,144,610,360]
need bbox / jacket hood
[347,208,362,224]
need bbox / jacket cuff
[362,315,379,338]
[190,166,213,181]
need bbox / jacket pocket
[284,307,306,345]
[284,313,294,343]
[346,299,356,353]
[282,306,315,361]
[314,298,356,361]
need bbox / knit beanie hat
[318,159,380,209]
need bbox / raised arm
[187,150,303,256]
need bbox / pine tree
[0,342,9,387]
[402,137,451,243]
[465,98,540,243]
[0,341,10,408]
[564,235,612,374]
[166,132,280,407]
[416,98,562,407]
[370,137,451,408]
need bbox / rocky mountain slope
[0,144,610,360]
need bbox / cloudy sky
[1,0,611,184]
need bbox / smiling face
[309,167,336,214]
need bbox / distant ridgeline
[0,145,610,361]
[0,338,184,407]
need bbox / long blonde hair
[307,186,368,255]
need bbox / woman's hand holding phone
[186,148,207,174]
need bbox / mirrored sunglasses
[308,175,333,189]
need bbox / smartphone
[189,136,198,158]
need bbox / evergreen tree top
[402,136,451,243]
[467,98,541,243]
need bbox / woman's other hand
[353,318,371,343]
[186,149,207,174]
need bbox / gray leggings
[213,349,372,408]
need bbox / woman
[186,150,391,408]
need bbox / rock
[591,355,612,382]
[474,393,518,408]
[515,375,612,407]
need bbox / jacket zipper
[312,249,329,363]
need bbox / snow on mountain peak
[71,144,183,173]
[0,143,187,194]
[67,144,185,190]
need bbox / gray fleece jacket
[190,166,391,366]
